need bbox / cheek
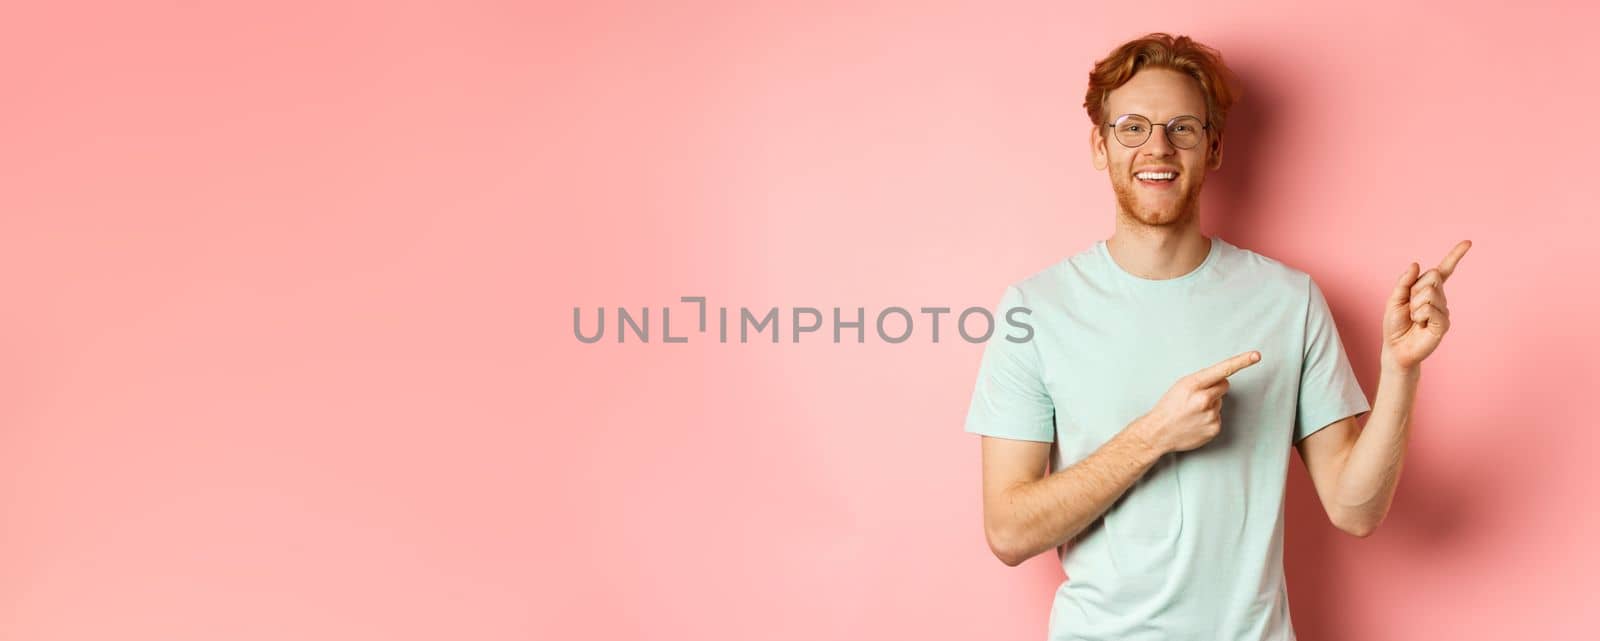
[1107,153,1134,174]
[1180,156,1208,182]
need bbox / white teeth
[1136,171,1177,181]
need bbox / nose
[1142,123,1176,156]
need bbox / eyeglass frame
[1103,113,1211,150]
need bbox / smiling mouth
[1134,170,1179,188]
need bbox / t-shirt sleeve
[963,285,1056,443]
[1294,276,1372,443]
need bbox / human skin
[979,67,1469,565]
[1295,240,1468,536]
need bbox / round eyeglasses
[1106,114,1209,150]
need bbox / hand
[1382,240,1471,373]
[1135,350,1261,454]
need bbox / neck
[1105,214,1211,280]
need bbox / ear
[1207,133,1224,171]
[1090,124,1108,171]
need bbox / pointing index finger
[1436,240,1471,282]
[1192,350,1261,387]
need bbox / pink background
[3,2,1595,640]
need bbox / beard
[1111,171,1204,228]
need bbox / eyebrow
[1116,113,1204,121]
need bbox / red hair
[1084,33,1241,145]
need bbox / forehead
[1103,67,1206,120]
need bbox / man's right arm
[979,420,1164,567]
[977,349,1260,566]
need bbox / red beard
[1111,171,1204,227]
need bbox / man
[963,33,1470,640]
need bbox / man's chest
[1026,289,1307,457]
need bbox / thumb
[1388,262,1419,307]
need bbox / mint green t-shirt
[964,236,1370,641]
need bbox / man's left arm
[1296,240,1472,537]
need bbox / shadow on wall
[1200,60,1274,248]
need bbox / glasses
[1105,114,1209,150]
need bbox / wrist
[1125,415,1168,460]
[1379,349,1421,379]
